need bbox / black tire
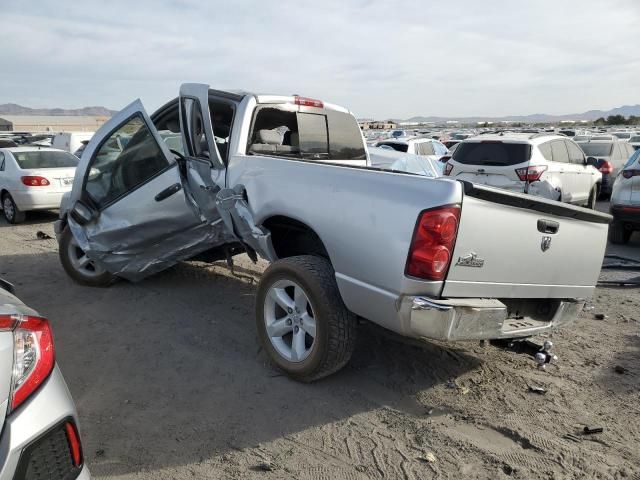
[59,227,116,286]
[586,185,598,210]
[609,222,631,245]
[256,255,357,382]
[2,193,26,224]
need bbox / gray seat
[250,128,300,155]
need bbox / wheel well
[0,189,8,200]
[263,216,330,261]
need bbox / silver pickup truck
[55,84,610,381]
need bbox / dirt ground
[1,204,639,480]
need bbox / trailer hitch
[490,339,558,370]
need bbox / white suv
[444,133,602,208]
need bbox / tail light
[515,165,547,182]
[21,176,50,186]
[65,421,83,467]
[0,315,55,412]
[443,163,454,176]
[598,161,613,174]
[294,95,324,108]
[622,169,640,179]
[406,205,460,281]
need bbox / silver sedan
[0,280,90,480]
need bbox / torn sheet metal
[216,185,276,262]
[68,215,235,282]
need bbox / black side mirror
[585,156,598,167]
[70,200,98,225]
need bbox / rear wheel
[256,255,357,382]
[609,221,632,244]
[59,227,115,286]
[2,193,26,224]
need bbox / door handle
[155,183,182,201]
[537,219,559,234]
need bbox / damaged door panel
[66,99,235,281]
[179,83,275,262]
[216,185,276,262]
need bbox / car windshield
[578,143,613,157]
[452,141,531,166]
[376,142,409,153]
[12,150,79,169]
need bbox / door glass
[181,98,209,159]
[85,115,171,208]
[539,142,553,161]
[551,141,569,163]
[566,141,585,164]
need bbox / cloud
[0,0,637,118]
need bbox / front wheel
[256,255,357,382]
[59,227,115,286]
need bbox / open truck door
[64,96,235,281]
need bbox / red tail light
[443,163,454,176]
[406,205,460,281]
[65,421,83,467]
[515,165,547,182]
[2,315,55,412]
[622,169,640,179]
[294,95,324,108]
[21,176,50,186]
[598,161,613,174]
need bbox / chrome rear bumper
[406,297,584,341]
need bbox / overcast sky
[1,0,638,119]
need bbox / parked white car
[375,137,449,159]
[51,132,94,154]
[0,147,78,223]
[609,149,640,244]
[444,133,602,208]
[629,135,640,151]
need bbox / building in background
[0,115,108,132]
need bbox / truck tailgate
[442,183,611,299]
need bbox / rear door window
[452,141,532,166]
[417,141,435,155]
[551,141,569,163]
[539,142,553,161]
[566,141,585,164]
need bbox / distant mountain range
[0,103,116,117]
[396,104,640,124]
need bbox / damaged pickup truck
[55,83,611,381]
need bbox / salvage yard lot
[1,209,639,479]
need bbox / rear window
[248,105,366,161]
[377,142,409,153]
[12,150,79,169]
[578,143,613,157]
[452,141,531,166]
